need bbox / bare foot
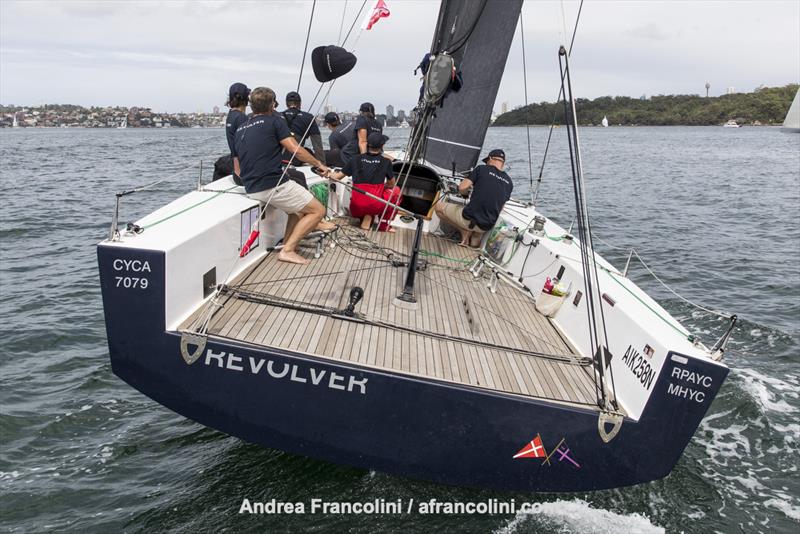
[316,220,336,232]
[360,223,372,230]
[386,227,396,233]
[278,250,310,265]
[458,240,470,247]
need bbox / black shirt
[329,122,354,151]
[342,153,394,185]
[281,107,320,146]
[234,113,292,193]
[462,165,514,231]
[225,109,248,157]
[341,115,382,162]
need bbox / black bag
[213,155,243,185]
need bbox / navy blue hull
[99,245,728,492]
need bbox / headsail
[418,0,523,173]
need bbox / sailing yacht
[97,0,731,492]
[117,118,128,129]
[601,115,609,127]
[782,89,800,133]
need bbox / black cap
[367,132,389,149]
[359,102,375,114]
[311,45,358,83]
[324,112,340,125]
[286,91,301,104]
[229,82,250,100]
[482,149,506,164]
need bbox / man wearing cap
[235,87,330,265]
[225,82,250,182]
[340,102,383,165]
[435,149,514,248]
[328,132,401,232]
[322,112,353,167]
[281,92,326,166]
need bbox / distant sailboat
[117,118,128,129]
[11,113,18,128]
[601,115,609,127]
[782,89,800,133]
[723,120,739,128]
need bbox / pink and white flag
[362,0,390,30]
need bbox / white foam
[764,497,800,521]
[494,499,664,534]
[737,368,797,414]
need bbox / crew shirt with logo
[234,113,292,193]
[462,164,514,231]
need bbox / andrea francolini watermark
[239,498,521,515]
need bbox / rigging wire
[193,1,374,329]
[297,0,318,92]
[558,46,618,410]
[519,10,534,204]
[337,0,348,45]
[532,0,585,206]
[341,0,369,48]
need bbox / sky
[1,0,798,115]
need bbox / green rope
[309,182,329,207]
[142,185,240,229]
[599,265,691,339]
[419,250,473,264]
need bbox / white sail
[782,89,800,133]
[601,115,609,127]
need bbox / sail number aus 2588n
[621,345,655,390]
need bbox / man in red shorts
[328,132,401,232]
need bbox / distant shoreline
[493,84,798,127]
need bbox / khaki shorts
[440,202,484,234]
[248,180,314,215]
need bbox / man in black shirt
[281,91,325,166]
[323,112,353,167]
[435,149,514,247]
[235,87,330,265]
[340,102,382,165]
[225,82,250,182]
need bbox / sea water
[0,126,798,533]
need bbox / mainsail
[419,0,523,173]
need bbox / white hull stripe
[426,136,481,151]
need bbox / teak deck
[182,223,599,408]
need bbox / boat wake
[494,498,664,534]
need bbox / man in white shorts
[234,87,330,265]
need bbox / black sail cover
[422,0,523,173]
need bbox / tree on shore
[493,84,799,126]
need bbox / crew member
[435,149,513,248]
[235,87,330,265]
[281,91,325,166]
[323,112,353,167]
[329,132,401,232]
[340,102,382,165]
[225,82,250,182]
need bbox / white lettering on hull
[667,361,714,403]
[201,349,367,395]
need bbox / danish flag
[363,0,390,30]
[513,434,546,459]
